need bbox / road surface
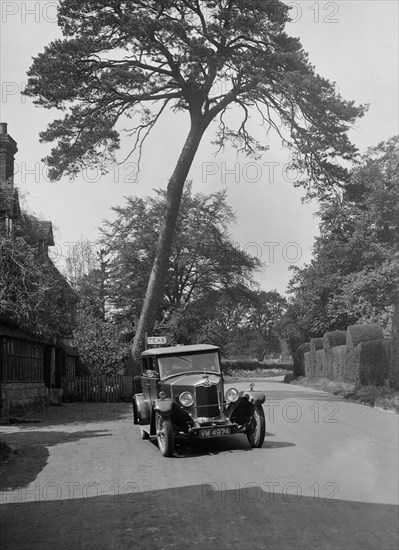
[0,377,398,549]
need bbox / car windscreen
[158,352,220,378]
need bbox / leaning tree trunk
[130,117,208,374]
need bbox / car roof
[141,344,220,357]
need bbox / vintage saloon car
[133,344,266,457]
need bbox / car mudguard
[133,393,150,425]
[241,390,266,405]
[226,391,266,424]
[153,398,174,416]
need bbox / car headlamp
[179,391,194,407]
[225,387,239,402]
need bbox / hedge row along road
[1,378,398,550]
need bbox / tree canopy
[101,183,259,325]
[192,288,286,358]
[25,0,364,194]
[283,136,399,346]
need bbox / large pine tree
[24,0,365,368]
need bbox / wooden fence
[62,375,133,402]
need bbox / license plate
[199,427,231,438]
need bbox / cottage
[0,123,79,418]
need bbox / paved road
[0,378,398,549]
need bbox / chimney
[0,122,18,188]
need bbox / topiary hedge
[345,324,384,384]
[358,338,392,387]
[323,331,347,379]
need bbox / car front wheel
[246,404,266,448]
[156,413,174,457]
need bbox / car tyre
[246,404,266,448]
[156,413,174,457]
[133,398,138,424]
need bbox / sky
[1,0,398,294]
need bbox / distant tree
[285,136,399,342]
[65,241,109,321]
[64,240,130,374]
[193,287,254,355]
[24,0,366,369]
[239,290,287,360]
[65,239,98,284]
[177,287,286,358]
[101,184,259,327]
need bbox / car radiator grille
[195,385,219,418]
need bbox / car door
[141,356,160,412]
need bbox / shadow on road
[14,402,134,427]
[0,429,111,491]
[0,484,397,550]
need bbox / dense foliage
[283,136,399,349]
[176,288,287,359]
[101,184,259,325]
[0,213,76,340]
[65,242,131,375]
[24,0,364,193]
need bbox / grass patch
[291,377,399,414]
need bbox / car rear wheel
[246,404,266,448]
[156,413,174,457]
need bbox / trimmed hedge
[346,324,384,348]
[345,324,384,384]
[358,338,392,387]
[315,349,326,378]
[392,300,399,387]
[331,345,346,381]
[307,338,324,377]
[323,331,347,379]
[296,322,399,388]
[303,351,312,376]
